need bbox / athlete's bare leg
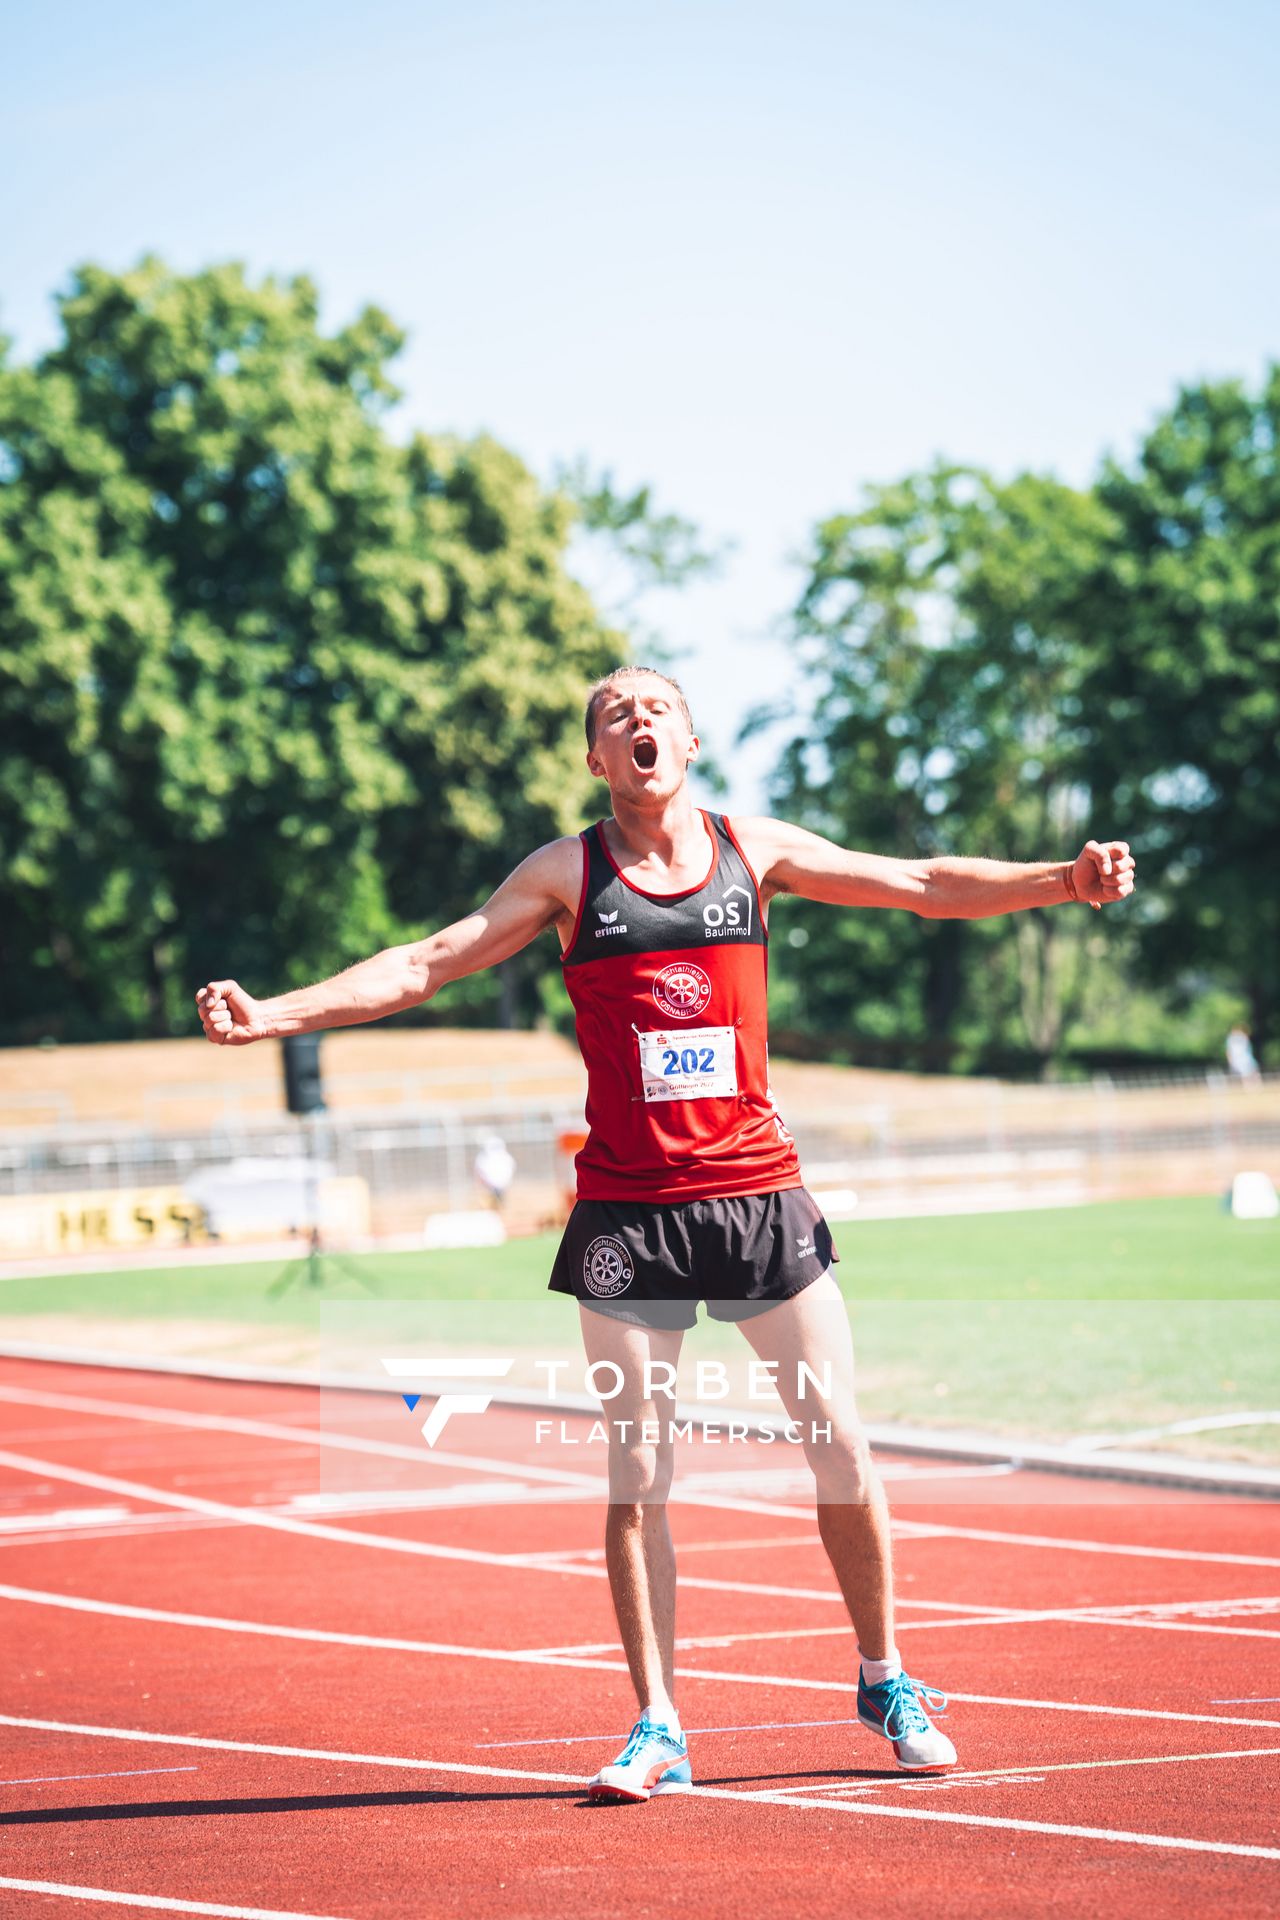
[736,1272,895,1660]
[577,1305,685,1719]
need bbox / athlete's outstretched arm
[737,818,1135,919]
[195,838,582,1045]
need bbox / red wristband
[1063,863,1079,902]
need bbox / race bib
[637,1025,738,1103]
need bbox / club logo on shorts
[651,961,712,1020]
[583,1235,635,1298]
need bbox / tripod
[267,1111,375,1297]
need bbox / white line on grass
[0,1881,350,1920]
[1,1715,1276,1863]
[5,1581,1280,1732]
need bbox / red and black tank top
[560,811,801,1203]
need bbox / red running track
[0,1355,1278,1920]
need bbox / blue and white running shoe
[857,1669,956,1772]
[587,1713,692,1803]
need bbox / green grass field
[2,1196,1276,1462]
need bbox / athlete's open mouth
[632,736,658,773]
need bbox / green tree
[762,370,1280,1070]
[1086,369,1280,1052]
[755,465,1119,1072]
[0,258,620,1040]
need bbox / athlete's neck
[603,788,710,882]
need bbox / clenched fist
[196,979,269,1046]
[1068,840,1136,911]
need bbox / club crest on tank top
[560,811,801,1203]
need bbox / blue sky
[8,0,1278,809]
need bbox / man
[197,664,1136,1803]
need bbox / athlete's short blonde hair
[584,666,693,749]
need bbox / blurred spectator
[474,1134,516,1211]
[1225,1024,1261,1084]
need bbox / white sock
[644,1699,681,1734]
[858,1648,902,1687]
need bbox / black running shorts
[548,1186,839,1330]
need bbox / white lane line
[518,1585,1280,1647]
[0,1383,610,1495]
[0,1766,198,1788]
[520,1625,857,1656]
[891,1517,1280,1572]
[0,1383,812,1524]
[0,1450,606,1577]
[476,1717,862,1748]
[5,1582,1280,1733]
[0,1507,133,1534]
[0,1583,623,1674]
[1,1715,1276,1862]
[0,1880,350,1920]
[4,1379,1278,1567]
[0,1452,880,1605]
[743,1747,1280,1792]
[509,1532,821,1563]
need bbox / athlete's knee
[804,1417,878,1500]
[606,1436,673,1505]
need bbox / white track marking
[0,1583,625,1673]
[0,1451,862,1602]
[1,1715,1276,1861]
[475,1717,862,1748]
[0,1880,350,1919]
[0,1507,132,1534]
[4,1379,1278,1567]
[891,1516,1280,1572]
[748,1747,1280,1792]
[508,1532,823,1563]
[0,1449,612,1576]
[520,1593,1280,1654]
[3,1457,1276,1653]
[0,1766,198,1787]
[524,1625,859,1656]
[5,1581,1280,1732]
[0,1382,826,1525]
[0,1383,608,1494]
[916,1747,1280,1784]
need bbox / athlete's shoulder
[720,814,793,882]
[517,832,588,889]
